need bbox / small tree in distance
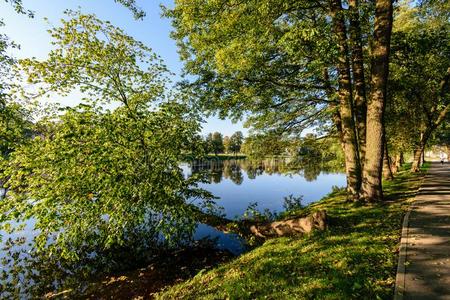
[223,135,231,153]
[205,131,224,156]
[229,131,244,156]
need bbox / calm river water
[185,158,346,254]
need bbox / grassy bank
[205,153,247,160]
[181,153,247,161]
[157,164,427,299]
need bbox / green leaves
[19,11,168,107]
[386,0,450,154]
[165,0,335,133]
[1,12,212,297]
[229,131,243,154]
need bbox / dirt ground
[80,246,235,299]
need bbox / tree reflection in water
[189,157,343,183]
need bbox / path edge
[393,205,412,300]
[393,170,429,300]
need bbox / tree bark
[383,142,394,180]
[348,0,367,166]
[399,152,404,165]
[330,0,362,199]
[411,131,429,172]
[361,0,393,201]
[391,153,401,174]
[193,205,328,239]
[411,147,424,172]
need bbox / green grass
[157,164,426,299]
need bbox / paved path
[395,162,450,299]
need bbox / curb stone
[393,172,430,300]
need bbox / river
[186,158,346,254]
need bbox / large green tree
[166,0,394,201]
[0,12,213,296]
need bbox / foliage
[113,0,146,19]
[0,20,32,183]
[164,0,338,135]
[157,165,426,299]
[242,202,277,223]
[229,131,243,155]
[386,0,450,157]
[2,0,34,17]
[2,0,145,19]
[241,133,290,158]
[205,131,224,155]
[20,11,166,105]
[282,194,303,211]
[223,135,231,153]
[0,12,213,297]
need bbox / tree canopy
[1,13,214,296]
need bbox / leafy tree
[241,134,289,158]
[2,0,33,16]
[1,12,214,296]
[223,135,231,153]
[165,0,395,201]
[207,131,224,155]
[229,131,244,155]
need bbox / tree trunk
[360,0,393,202]
[348,0,367,166]
[411,132,428,172]
[391,153,401,174]
[411,147,424,172]
[194,204,328,239]
[383,142,394,180]
[330,0,362,199]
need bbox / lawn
[156,163,427,299]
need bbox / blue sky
[0,0,247,136]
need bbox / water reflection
[189,157,343,184]
[189,158,346,253]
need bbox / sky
[0,0,247,136]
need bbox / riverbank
[182,153,247,161]
[206,153,247,160]
[156,163,428,299]
[67,163,426,299]
[62,244,235,299]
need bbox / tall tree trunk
[348,0,367,166]
[411,147,424,172]
[383,142,394,180]
[330,0,362,199]
[399,152,404,165]
[361,0,393,201]
[391,153,399,174]
[411,132,429,172]
[323,69,344,150]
